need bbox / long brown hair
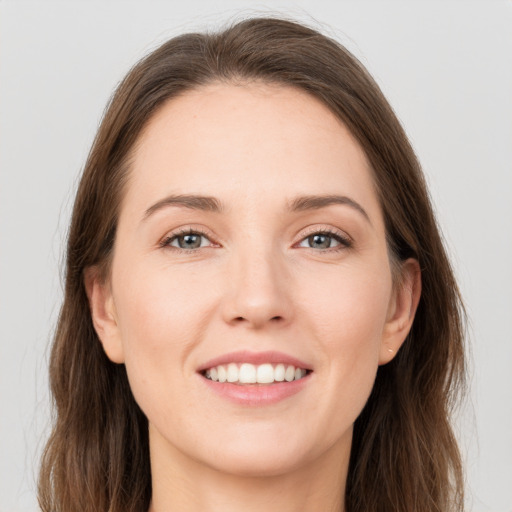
[38,17,466,512]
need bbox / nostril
[227,311,288,328]
[234,316,282,321]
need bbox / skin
[87,83,421,512]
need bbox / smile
[202,363,310,385]
[197,351,313,404]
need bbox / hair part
[39,17,466,512]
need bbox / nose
[221,245,294,330]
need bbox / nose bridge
[223,233,292,328]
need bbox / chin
[206,444,310,478]
[198,419,354,479]
[198,423,332,478]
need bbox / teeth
[217,365,227,383]
[239,363,256,383]
[203,363,309,385]
[285,365,295,382]
[227,363,238,383]
[256,363,274,384]
[274,363,285,382]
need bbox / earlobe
[379,258,421,365]
[84,267,125,364]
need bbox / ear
[84,267,125,364]
[379,258,422,365]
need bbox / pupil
[180,234,200,248]
[310,234,330,249]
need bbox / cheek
[301,264,392,419]
[109,261,222,436]
[111,262,217,395]
[114,261,213,345]
[302,261,392,350]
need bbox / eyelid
[298,225,352,242]
[295,225,353,250]
[158,225,220,250]
[157,224,352,252]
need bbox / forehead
[123,82,381,222]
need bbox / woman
[38,16,466,512]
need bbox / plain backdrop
[1,1,511,511]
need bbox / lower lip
[199,373,312,406]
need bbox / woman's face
[90,83,417,477]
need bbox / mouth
[197,351,313,405]
[201,362,312,385]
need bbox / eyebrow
[143,194,223,219]
[287,194,371,223]
[143,193,370,224]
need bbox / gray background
[1,1,511,511]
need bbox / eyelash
[159,227,216,251]
[297,227,352,252]
[159,226,352,253]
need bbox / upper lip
[197,350,313,372]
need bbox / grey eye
[302,233,340,249]
[297,230,351,251]
[170,233,209,249]
[180,234,201,249]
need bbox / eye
[297,230,351,251]
[161,229,214,250]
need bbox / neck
[147,425,350,512]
